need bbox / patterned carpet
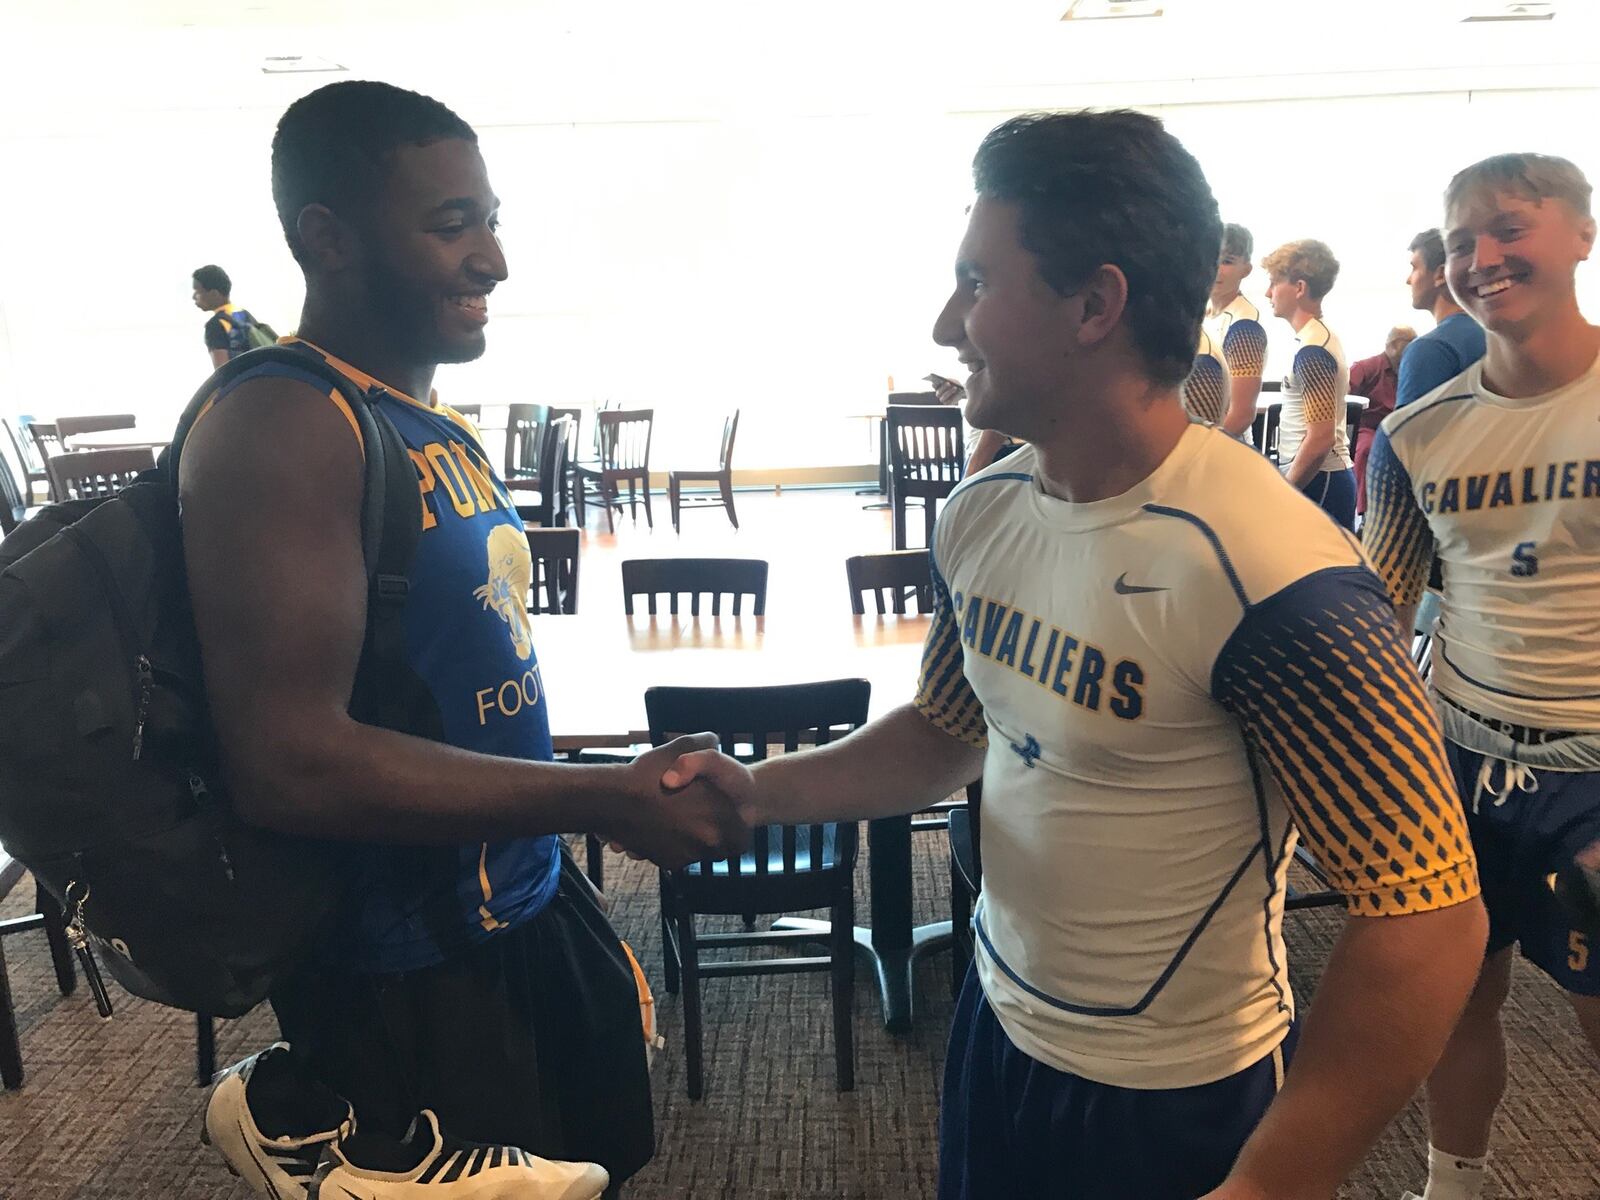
[1,844,1596,1200]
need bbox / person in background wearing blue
[1398,228,1487,409]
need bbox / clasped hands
[600,733,757,868]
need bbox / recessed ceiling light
[1061,1,1164,20]
[1461,1,1555,21]
[261,55,348,75]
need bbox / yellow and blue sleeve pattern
[1212,569,1478,916]
[1222,318,1268,379]
[1183,353,1227,425]
[1294,344,1340,424]
[1363,429,1434,608]
[914,563,987,748]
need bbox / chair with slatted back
[668,410,740,532]
[0,848,78,1090]
[524,527,580,615]
[512,416,571,530]
[3,421,47,504]
[452,404,482,421]
[886,405,963,551]
[546,407,582,520]
[574,409,653,533]
[46,448,155,503]
[646,678,869,1098]
[26,424,65,500]
[57,414,137,442]
[845,550,933,616]
[503,404,550,491]
[621,557,766,618]
[0,447,29,535]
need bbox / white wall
[3,83,1598,467]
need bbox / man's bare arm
[181,376,746,864]
[664,704,985,827]
[1208,902,1487,1200]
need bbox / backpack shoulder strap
[165,346,423,727]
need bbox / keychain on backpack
[63,881,115,1019]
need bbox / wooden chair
[668,410,740,532]
[503,404,550,490]
[646,678,869,1098]
[574,409,654,533]
[0,849,78,1090]
[2,421,47,504]
[886,406,963,551]
[57,414,136,442]
[25,423,65,500]
[1344,397,1366,455]
[845,550,933,616]
[1250,400,1283,462]
[0,445,30,535]
[948,780,983,996]
[547,407,582,520]
[512,416,571,530]
[46,447,156,502]
[622,557,767,618]
[524,527,580,615]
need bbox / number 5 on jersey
[1510,541,1540,578]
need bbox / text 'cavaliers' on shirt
[915,426,1478,1089]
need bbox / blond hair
[1262,239,1340,300]
[1445,152,1592,220]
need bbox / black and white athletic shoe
[202,1042,353,1199]
[308,1109,608,1200]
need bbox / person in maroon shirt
[1347,324,1415,516]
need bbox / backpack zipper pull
[132,655,153,761]
[63,882,115,1019]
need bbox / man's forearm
[1284,427,1333,489]
[1222,378,1261,438]
[751,703,984,827]
[1221,899,1488,1199]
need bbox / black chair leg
[642,477,653,529]
[950,856,971,999]
[584,834,606,893]
[196,1014,215,1087]
[602,482,616,534]
[669,478,680,533]
[36,883,75,996]
[830,883,855,1092]
[659,874,680,995]
[720,478,738,529]
[0,939,21,1090]
[923,495,938,551]
[677,901,705,1101]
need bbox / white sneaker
[203,1042,353,1199]
[309,1109,608,1200]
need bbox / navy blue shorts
[1449,743,1600,995]
[939,967,1297,1200]
[1301,467,1356,531]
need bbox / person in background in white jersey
[664,109,1486,1200]
[1264,239,1357,528]
[1366,152,1600,1200]
[1208,223,1269,438]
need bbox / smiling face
[931,196,1079,440]
[359,137,509,366]
[1444,189,1595,338]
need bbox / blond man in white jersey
[1367,153,1600,1200]
[1264,239,1357,529]
[665,109,1485,1200]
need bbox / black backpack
[0,346,422,1018]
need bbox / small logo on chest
[1010,734,1042,769]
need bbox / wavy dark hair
[971,110,1222,386]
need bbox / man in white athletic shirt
[1366,152,1600,1200]
[665,110,1486,1200]
[1209,224,1268,438]
[1264,238,1357,529]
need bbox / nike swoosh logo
[1113,573,1167,595]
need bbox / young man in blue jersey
[1397,227,1487,410]
[1263,238,1358,529]
[181,81,750,1200]
[1366,153,1600,1200]
[664,109,1487,1200]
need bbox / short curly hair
[1261,239,1340,300]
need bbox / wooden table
[65,431,169,452]
[534,609,951,1031]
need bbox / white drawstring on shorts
[1472,757,1539,814]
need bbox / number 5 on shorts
[1571,930,1590,972]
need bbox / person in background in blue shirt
[1398,228,1487,408]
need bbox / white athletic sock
[1422,1144,1490,1200]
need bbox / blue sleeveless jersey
[206,341,560,973]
